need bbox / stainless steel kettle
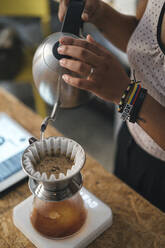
[32,0,92,108]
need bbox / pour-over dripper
[22,136,86,201]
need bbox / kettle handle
[61,0,85,36]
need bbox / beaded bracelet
[118,81,134,113]
[118,77,147,123]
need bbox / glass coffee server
[22,136,87,239]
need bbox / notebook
[0,113,32,192]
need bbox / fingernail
[62,74,68,81]
[59,37,66,44]
[82,13,88,21]
[59,38,63,44]
[88,35,95,42]
[60,59,66,65]
[58,46,64,53]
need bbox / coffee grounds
[35,155,74,178]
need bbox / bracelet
[118,80,147,123]
[119,82,141,120]
[121,103,133,121]
[128,83,141,105]
[129,88,147,123]
[118,82,134,113]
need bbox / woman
[58,0,165,211]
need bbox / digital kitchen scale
[13,187,113,248]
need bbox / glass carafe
[30,192,87,239]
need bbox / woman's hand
[58,0,102,23]
[58,35,130,104]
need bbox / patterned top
[127,0,165,161]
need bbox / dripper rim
[21,136,86,183]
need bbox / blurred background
[0,0,137,173]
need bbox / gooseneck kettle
[32,0,92,108]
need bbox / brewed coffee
[30,193,87,238]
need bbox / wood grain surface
[0,88,165,248]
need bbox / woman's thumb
[86,34,95,43]
[81,0,94,21]
[82,12,89,21]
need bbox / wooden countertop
[0,88,165,248]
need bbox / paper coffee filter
[22,137,85,181]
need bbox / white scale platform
[13,187,113,248]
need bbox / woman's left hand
[58,35,130,104]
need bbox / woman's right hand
[58,0,102,24]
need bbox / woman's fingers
[59,36,108,57]
[60,58,91,77]
[58,45,100,66]
[58,0,100,23]
[58,0,69,22]
[82,0,99,22]
[62,74,93,91]
[86,35,109,54]
[58,0,101,23]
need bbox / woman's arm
[91,1,138,52]
[137,94,165,150]
[58,35,165,151]
[93,0,150,52]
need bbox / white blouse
[126,0,165,161]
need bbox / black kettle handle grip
[61,0,85,36]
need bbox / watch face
[0,113,30,163]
